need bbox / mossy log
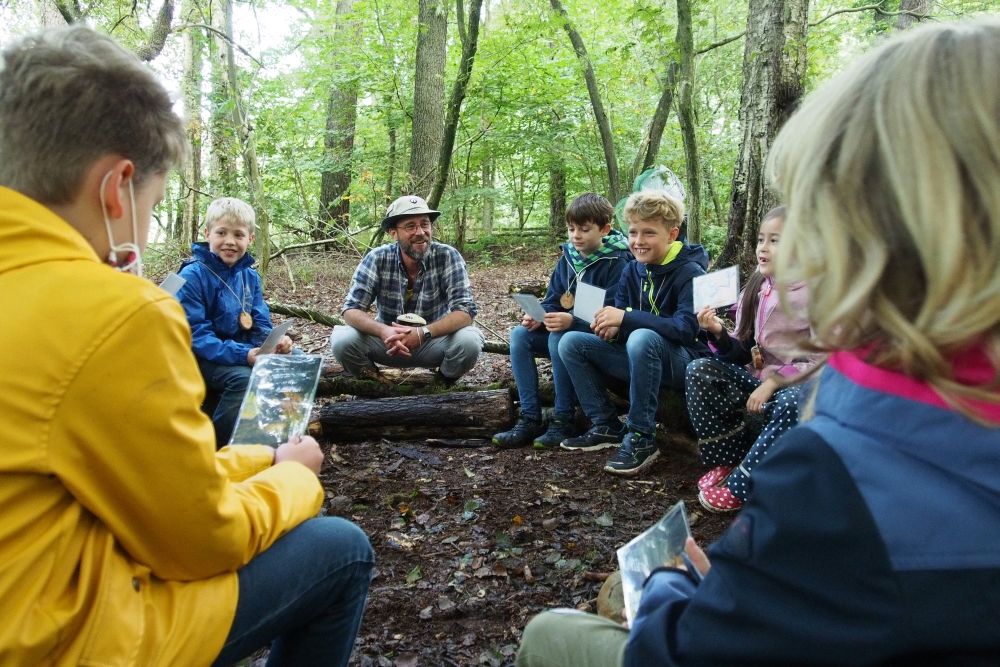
[309,389,514,443]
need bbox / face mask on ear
[100,170,143,277]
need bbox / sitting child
[685,206,818,512]
[494,193,631,449]
[516,19,1000,667]
[177,197,294,447]
[558,190,711,476]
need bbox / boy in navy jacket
[176,197,292,447]
[493,193,631,449]
[558,190,710,475]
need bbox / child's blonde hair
[205,197,256,232]
[768,19,1000,415]
[623,191,685,231]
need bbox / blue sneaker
[559,422,627,451]
[604,431,660,476]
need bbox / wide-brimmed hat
[381,195,441,232]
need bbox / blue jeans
[509,322,590,419]
[559,329,697,435]
[198,358,252,448]
[212,517,375,667]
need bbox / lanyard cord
[756,278,774,340]
[643,271,670,315]
[197,261,251,313]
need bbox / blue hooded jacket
[176,243,272,366]
[614,243,711,353]
[540,242,632,324]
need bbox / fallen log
[310,389,514,443]
[508,280,548,298]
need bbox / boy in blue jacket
[559,190,710,476]
[493,193,631,449]
[177,197,293,447]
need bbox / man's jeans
[559,329,696,435]
[211,517,375,667]
[198,358,252,448]
[330,325,484,379]
[509,322,590,419]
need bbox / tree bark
[409,0,449,196]
[208,0,238,197]
[548,157,567,238]
[318,0,359,238]
[311,389,514,442]
[642,61,678,172]
[896,0,932,30]
[427,0,485,210]
[675,0,702,244]
[134,0,176,62]
[549,0,621,204]
[716,0,808,274]
[222,0,273,276]
[181,14,204,244]
[481,159,494,236]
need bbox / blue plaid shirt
[342,242,477,324]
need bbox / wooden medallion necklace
[197,261,253,330]
[561,264,585,309]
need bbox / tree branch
[809,2,885,26]
[134,0,175,61]
[171,22,263,67]
[695,30,745,55]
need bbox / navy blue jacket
[615,243,711,354]
[627,364,1000,666]
[540,243,632,326]
[176,243,271,366]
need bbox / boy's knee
[510,324,529,349]
[625,328,662,354]
[304,517,375,565]
[557,331,588,359]
[223,366,252,392]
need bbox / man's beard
[399,236,430,261]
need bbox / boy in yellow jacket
[0,26,373,667]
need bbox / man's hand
[697,305,725,338]
[522,315,543,332]
[247,347,260,366]
[274,435,324,475]
[384,324,423,354]
[275,335,294,354]
[379,324,412,357]
[543,312,574,332]
[747,377,779,414]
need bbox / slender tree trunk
[549,0,620,204]
[222,0,273,276]
[704,165,724,227]
[409,0,449,196]
[676,0,701,243]
[549,158,566,238]
[481,159,494,236]
[39,0,68,25]
[386,123,397,201]
[642,60,678,172]
[897,0,932,30]
[181,15,204,244]
[209,0,238,196]
[318,0,359,239]
[716,0,808,273]
[427,0,485,210]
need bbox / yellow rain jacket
[0,187,324,667]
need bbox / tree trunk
[897,0,932,30]
[427,0,485,210]
[549,158,566,238]
[641,61,678,173]
[318,0,359,238]
[549,0,620,204]
[481,159,494,236]
[409,0,449,196]
[181,15,203,244]
[310,389,514,442]
[716,0,808,274]
[675,0,702,244]
[40,0,68,25]
[208,0,238,196]
[222,0,273,276]
[704,165,724,227]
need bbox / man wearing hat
[330,195,484,382]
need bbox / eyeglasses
[398,221,433,234]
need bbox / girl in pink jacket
[685,207,818,512]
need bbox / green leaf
[406,565,422,584]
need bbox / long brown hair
[734,206,786,343]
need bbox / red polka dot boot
[698,484,743,513]
[697,465,735,491]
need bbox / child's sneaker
[533,416,577,450]
[698,485,743,513]
[559,422,627,451]
[697,465,736,491]
[492,416,545,449]
[603,430,660,476]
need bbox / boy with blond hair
[559,190,711,475]
[177,196,293,447]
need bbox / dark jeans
[211,517,375,667]
[198,358,252,448]
[509,322,591,419]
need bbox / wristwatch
[421,326,433,341]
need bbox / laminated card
[692,265,740,311]
[229,354,323,447]
[572,282,607,324]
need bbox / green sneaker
[559,422,627,452]
[493,416,545,449]
[603,430,660,476]
[533,416,578,450]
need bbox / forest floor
[256,244,733,667]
